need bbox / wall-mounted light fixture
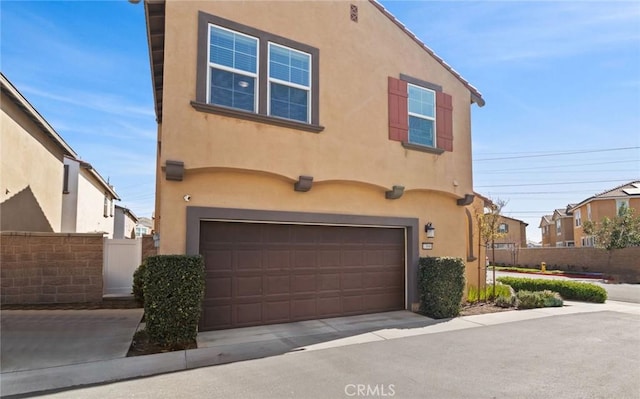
[385,185,404,200]
[425,222,435,238]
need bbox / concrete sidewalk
[2,301,639,397]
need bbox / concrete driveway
[29,306,640,399]
[0,308,143,373]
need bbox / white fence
[103,238,142,296]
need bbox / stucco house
[570,181,640,247]
[539,214,555,247]
[143,0,484,331]
[1,73,120,236]
[493,215,528,249]
[551,205,575,247]
[114,205,139,239]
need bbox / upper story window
[388,74,453,154]
[556,219,562,235]
[408,84,436,147]
[498,223,509,233]
[587,203,592,221]
[208,25,258,112]
[268,43,311,123]
[575,209,581,227]
[195,12,322,132]
[616,199,629,214]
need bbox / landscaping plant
[418,257,465,319]
[516,290,563,309]
[497,276,607,303]
[144,255,205,348]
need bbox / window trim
[575,209,581,227]
[196,11,322,131]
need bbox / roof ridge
[593,180,640,198]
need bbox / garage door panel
[265,250,290,269]
[236,303,262,324]
[200,222,405,331]
[292,274,316,294]
[236,276,262,297]
[206,277,232,298]
[292,298,316,318]
[264,275,290,295]
[341,272,363,289]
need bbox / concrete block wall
[491,246,640,283]
[1,232,104,304]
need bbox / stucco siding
[75,169,114,237]
[0,92,64,232]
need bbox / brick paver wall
[491,246,640,283]
[141,235,157,260]
[1,232,104,304]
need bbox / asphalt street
[33,310,640,399]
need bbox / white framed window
[498,223,509,233]
[587,203,592,221]
[556,219,561,235]
[616,199,629,214]
[575,209,581,227]
[408,84,436,147]
[207,24,259,112]
[268,43,311,123]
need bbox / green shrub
[496,277,607,303]
[418,257,465,319]
[144,255,205,347]
[516,290,563,309]
[132,262,147,305]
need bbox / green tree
[477,198,507,299]
[583,204,640,250]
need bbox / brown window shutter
[436,91,453,151]
[388,77,408,142]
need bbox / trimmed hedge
[496,277,607,303]
[132,261,147,305]
[144,255,205,346]
[418,257,466,319]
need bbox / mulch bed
[459,301,513,316]
[127,329,197,357]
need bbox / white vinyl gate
[103,239,142,296]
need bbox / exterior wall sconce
[457,194,475,206]
[385,185,404,200]
[294,175,313,192]
[425,222,435,238]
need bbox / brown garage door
[199,221,405,331]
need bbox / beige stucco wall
[75,169,114,237]
[156,0,479,258]
[0,91,64,232]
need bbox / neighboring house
[539,215,555,247]
[114,205,139,239]
[143,0,484,331]
[0,73,120,236]
[492,215,528,249]
[570,181,640,247]
[551,205,575,247]
[135,216,154,238]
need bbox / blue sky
[1,1,638,242]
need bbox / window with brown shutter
[388,75,454,153]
